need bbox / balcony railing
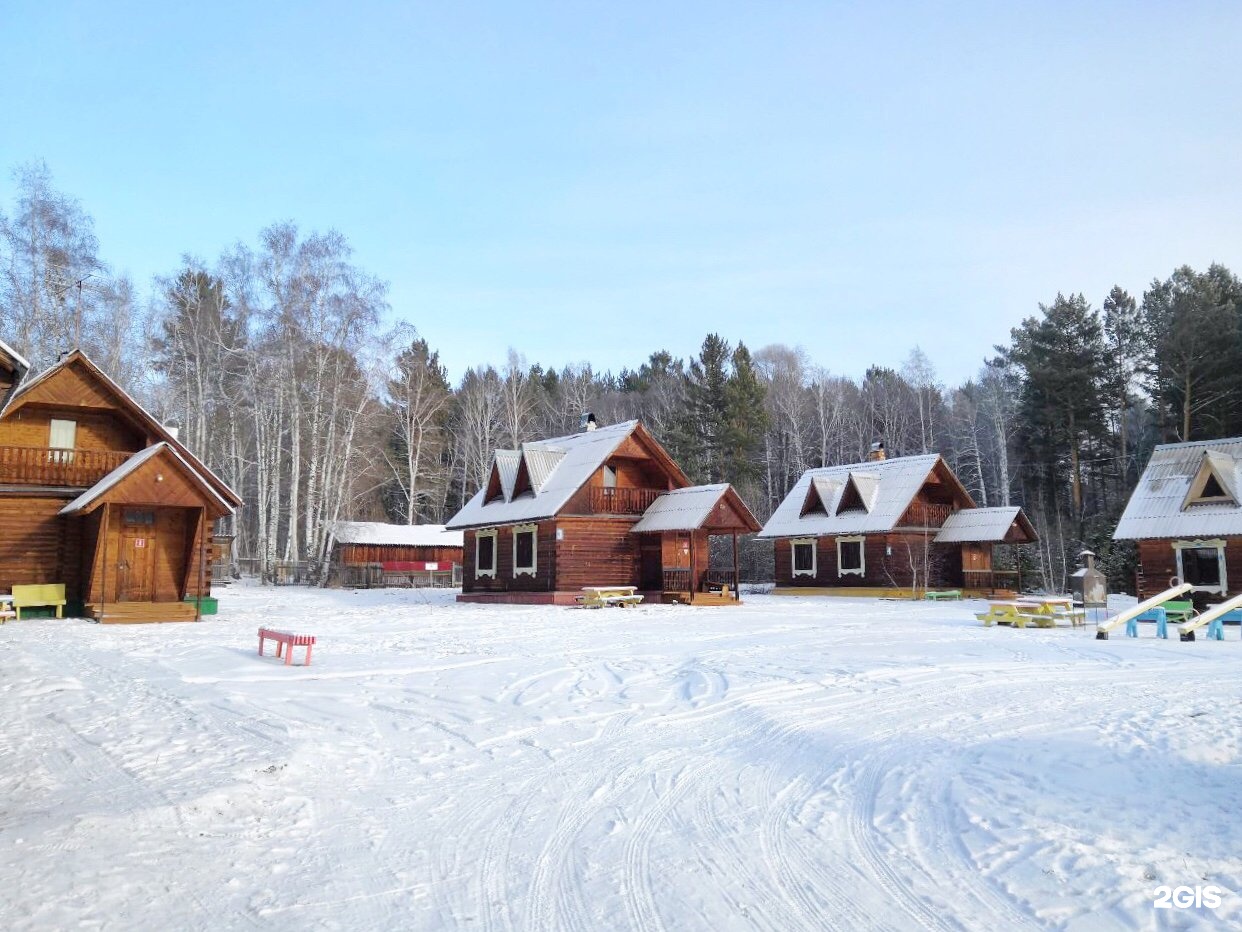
[588,486,664,515]
[0,446,132,487]
[663,567,691,593]
[899,502,953,528]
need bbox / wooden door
[118,508,156,601]
[639,536,662,590]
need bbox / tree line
[2,161,1239,590]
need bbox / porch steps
[662,591,744,606]
[86,601,201,624]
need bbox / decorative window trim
[836,536,866,577]
[1172,539,1227,594]
[512,524,538,577]
[475,529,498,578]
[791,537,817,577]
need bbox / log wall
[774,533,963,589]
[1136,537,1242,602]
[336,543,463,565]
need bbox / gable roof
[446,421,689,529]
[329,521,464,548]
[761,453,967,538]
[1115,437,1242,540]
[6,350,241,509]
[934,506,1037,544]
[629,484,762,534]
[59,442,236,516]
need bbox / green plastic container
[183,596,219,615]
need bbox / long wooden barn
[1114,437,1242,603]
[0,346,242,622]
[328,521,464,587]
[760,447,1037,597]
[445,419,760,605]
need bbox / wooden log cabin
[1114,437,1242,604]
[760,446,1037,597]
[328,521,464,587]
[0,346,242,622]
[445,419,761,605]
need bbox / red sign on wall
[134,539,146,549]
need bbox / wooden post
[732,531,739,601]
[689,531,696,603]
[98,504,112,622]
[196,509,207,622]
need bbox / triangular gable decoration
[836,472,877,515]
[1183,450,1238,509]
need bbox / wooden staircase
[86,601,200,624]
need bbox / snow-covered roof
[59,442,236,516]
[1114,437,1242,540]
[759,454,946,538]
[934,507,1026,543]
[446,421,642,529]
[0,337,30,373]
[629,484,738,533]
[330,522,463,548]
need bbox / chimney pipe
[868,441,886,462]
[580,412,598,432]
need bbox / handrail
[588,486,664,515]
[0,446,133,486]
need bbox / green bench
[924,589,963,601]
[13,583,67,619]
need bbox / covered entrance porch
[59,442,232,623]
[631,484,761,605]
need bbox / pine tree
[723,342,768,487]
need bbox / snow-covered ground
[3,584,1241,931]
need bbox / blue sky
[2,1,1239,383]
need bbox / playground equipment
[1178,592,1242,642]
[1095,583,1193,640]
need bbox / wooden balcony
[899,502,953,528]
[0,446,132,487]
[587,486,664,515]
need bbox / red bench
[258,627,316,666]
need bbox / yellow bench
[13,583,67,619]
[578,586,645,609]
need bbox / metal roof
[759,454,943,538]
[493,450,521,501]
[446,420,640,529]
[1114,437,1242,540]
[329,522,464,548]
[629,484,732,533]
[522,445,567,492]
[934,507,1024,543]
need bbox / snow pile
[2,584,1240,929]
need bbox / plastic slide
[1178,592,1242,642]
[1095,583,1194,640]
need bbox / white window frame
[791,537,817,578]
[49,418,77,464]
[512,524,538,577]
[1173,539,1227,595]
[836,535,866,577]
[475,529,498,578]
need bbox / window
[49,418,77,464]
[513,524,537,576]
[1175,540,1226,593]
[123,509,156,526]
[837,536,865,576]
[791,538,817,577]
[475,529,497,578]
[602,465,617,488]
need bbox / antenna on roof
[580,412,598,432]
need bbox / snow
[3,585,1242,930]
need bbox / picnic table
[977,597,1085,628]
[578,586,644,609]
